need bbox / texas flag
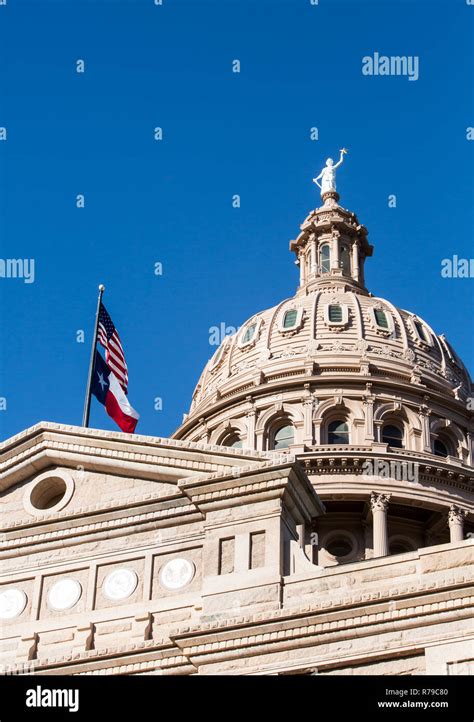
[91,351,139,433]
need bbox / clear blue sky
[1,0,473,441]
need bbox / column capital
[370,491,391,513]
[448,505,467,525]
[418,404,431,417]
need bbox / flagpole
[82,284,105,427]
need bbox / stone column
[331,230,340,270]
[370,492,391,557]
[352,241,360,282]
[374,420,383,443]
[363,395,375,442]
[302,397,314,446]
[313,419,322,445]
[419,406,432,453]
[310,237,317,275]
[246,408,256,450]
[299,250,306,286]
[448,505,467,543]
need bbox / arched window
[320,244,330,274]
[414,319,430,344]
[382,424,404,448]
[328,420,349,444]
[283,309,298,329]
[210,338,229,370]
[340,245,351,275]
[374,309,389,329]
[271,423,294,450]
[241,323,256,345]
[222,433,242,449]
[433,439,449,457]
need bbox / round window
[30,477,67,510]
[326,537,353,558]
[24,470,75,516]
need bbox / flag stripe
[107,359,128,384]
[109,358,126,376]
[97,303,129,393]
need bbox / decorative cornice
[0,422,271,492]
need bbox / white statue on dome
[313,148,348,196]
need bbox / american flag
[97,303,129,393]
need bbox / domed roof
[174,192,471,437]
[187,288,471,418]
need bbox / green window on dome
[414,320,429,343]
[242,323,256,344]
[211,341,226,368]
[329,304,343,323]
[283,309,298,328]
[374,309,389,329]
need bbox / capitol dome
[173,188,473,563]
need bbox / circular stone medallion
[103,568,138,601]
[0,588,27,619]
[159,558,195,591]
[47,579,82,611]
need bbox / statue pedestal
[322,190,340,206]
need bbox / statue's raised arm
[333,148,348,170]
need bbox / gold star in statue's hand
[340,148,348,154]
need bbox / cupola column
[310,235,317,275]
[352,241,360,282]
[448,505,467,543]
[331,229,340,270]
[299,251,306,287]
[370,492,391,557]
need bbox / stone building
[1,189,473,675]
